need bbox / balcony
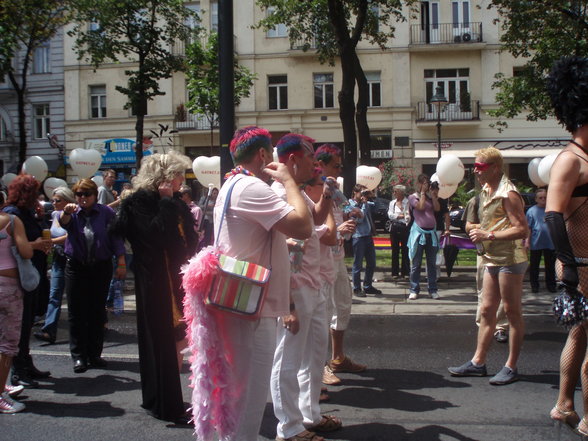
[171,35,237,57]
[175,113,216,131]
[290,38,317,52]
[410,22,483,45]
[415,100,480,122]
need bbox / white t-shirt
[271,181,321,291]
[316,224,336,286]
[214,175,293,317]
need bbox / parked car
[372,196,391,234]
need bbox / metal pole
[219,0,234,180]
[436,107,442,159]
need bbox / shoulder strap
[214,177,243,248]
[8,214,14,237]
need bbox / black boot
[11,368,39,389]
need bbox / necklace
[224,165,256,180]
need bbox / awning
[415,148,564,159]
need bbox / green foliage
[69,0,197,111]
[378,159,416,198]
[185,32,257,129]
[488,0,588,128]
[451,181,477,208]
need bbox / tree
[185,31,257,154]
[256,0,414,192]
[69,0,198,168]
[488,0,588,129]
[0,0,71,171]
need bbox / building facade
[0,28,66,176]
[62,1,568,190]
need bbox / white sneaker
[4,384,24,398]
[0,392,25,414]
[430,292,440,299]
[408,291,418,300]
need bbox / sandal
[319,391,330,402]
[307,414,343,433]
[276,430,324,441]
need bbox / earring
[293,164,298,175]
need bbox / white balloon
[23,156,48,182]
[192,156,221,189]
[91,175,104,188]
[438,182,458,199]
[272,147,279,163]
[1,173,17,187]
[336,176,344,191]
[43,178,68,198]
[528,158,546,187]
[538,153,559,185]
[431,173,440,183]
[356,165,382,191]
[69,148,103,178]
[436,154,465,185]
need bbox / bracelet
[118,264,126,267]
[289,303,295,312]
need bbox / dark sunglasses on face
[52,198,62,203]
[75,191,93,198]
[474,162,493,171]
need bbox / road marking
[30,349,140,360]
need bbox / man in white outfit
[271,134,342,441]
[212,126,312,441]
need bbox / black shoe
[11,370,39,388]
[173,413,194,427]
[26,362,51,379]
[34,331,56,344]
[88,357,108,368]
[73,359,88,374]
[353,288,366,298]
[364,286,382,295]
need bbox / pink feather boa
[181,246,237,441]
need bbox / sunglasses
[75,191,93,198]
[333,164,343,169]
[52,198,62,203]
[474,162,493,171]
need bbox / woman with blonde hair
[113,150,197,424]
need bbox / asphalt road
[3,309,576,441]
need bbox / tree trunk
[8,70,27,172]
[338,45,358,195]
[134,94,147,169]
[353,53,371,164]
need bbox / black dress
[113,189,197,422]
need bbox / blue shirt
[349,199,375,238]
[525,205,553,251]
[61,203,125,262]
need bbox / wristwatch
[488,231,496,241]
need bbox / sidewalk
[120,265,554,317]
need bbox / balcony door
[452,1,471,40]
[420,1,440,44]
[425,68,471,120]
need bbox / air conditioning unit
[462,32,472,42]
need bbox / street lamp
[430,85,448,159]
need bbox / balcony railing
[290,38,317,51]
[175,113,217,131]
[416,100,480,122]
[410,22,483,45]
[171,35,236,57]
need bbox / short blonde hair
[474,146,504,171]
[132,150,191,192]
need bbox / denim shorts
[485,261,529,275]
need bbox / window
[366,71,381,107]
[313,73,334,109]
[268,75,288,110]
[0,117,6,141]
[185,2,200,29]
[210,1,218,32]
[33,104,50,139]
[267,6,287,38]
[369,4,380,33]
[90,85,107,118]
[32,44,50,74]
[369,131,392,159]
[424,68,470,108]
[452,1,470,27]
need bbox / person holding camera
[407,174,440,300]
[387,185,410,280]
[349,185,381,297]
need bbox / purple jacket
[61,203,125,263]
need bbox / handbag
[205,178,271,319]
[8,215,40,292]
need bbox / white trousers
[212,313,277,441]
[271,285,328,439]
[330,258,352,331]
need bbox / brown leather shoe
[322,365,341,385]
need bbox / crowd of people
[1,54,587,441]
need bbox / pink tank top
[0,223,16,270]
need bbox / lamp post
[430,85,448,159]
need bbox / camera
[360,189,374,200]
[430,181,439,190]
